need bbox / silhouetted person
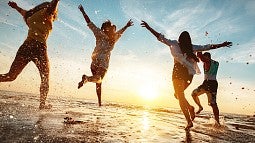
[77,4,133,106]
[0,0,60,109]
[192,52,220,125]
[141,20,232,130]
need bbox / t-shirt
[87,22,123,69]
[26,8,53,44]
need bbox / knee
[192,89,198,97]
[175,92,185,100]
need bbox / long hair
[178,31,199,62]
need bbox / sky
[0,0,255,115]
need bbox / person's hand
[8,1,17,9]
[78,4,84,12]
[222,41,232,47]
[141,20,150,28]
[126,19,134,27]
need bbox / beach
[0,90,254,143]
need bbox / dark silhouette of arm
[47,0,60,15]
[78,4,91,24]
[116,19,133,35]
[8,1,26,17]
[141,20,160,38]
[197,52,208,62]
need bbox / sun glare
[139,84,158,100]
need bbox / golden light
[139,84,158,100]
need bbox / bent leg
[89,61,107,83]
[0,51,29,82]
[78,64,107,89]
[192,87,207,114]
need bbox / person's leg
[211,104,220,124]
[96,83,102,106]
[33,47,50,109]
[207,92,220,124]
[173,79,193,130]
[183,77,195,120]
[78,63,107,88]
[208,80,220,125]
[91,64,106,106]
[0,43,30,82]
[192,87,207,114]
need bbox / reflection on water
[142,111,149,131]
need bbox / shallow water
[0,90,254,143]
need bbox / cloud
[57,19,87,37]
[215,38,255,63]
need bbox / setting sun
[139,84,158,100]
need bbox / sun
[139,84,158,100]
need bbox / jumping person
[141,20,232,130]
[0,0,60,109]
[77,4,133,106]
[192,52,220,125]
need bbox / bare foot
[214,122,221,128]
[78,75,88,89]
[196,107,203,114]
[39,104,52,110]
[189,106,195,121]
[78,81,84,89]
[185,122,193,131]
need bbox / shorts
[90,59,107,81]
[192,80,218,106]
[172,62,193,84]
[17,39,47,62]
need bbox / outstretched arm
[141,20,160,38]
[211,41,232,49]
[193,41,232,52]
[47,0,60,15]
[116,19,133,35]
[8,1,26,17]
[78,4,91,24]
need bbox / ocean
[0,90,254,143]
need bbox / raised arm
[197,52,208,63]
[46,0,60,15]
[193,41,232,52]
[78,4,91,24]
[116,19,133,35]
[8,1,27,17]
[141,20,160,38]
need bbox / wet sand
[0,90,254,143]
